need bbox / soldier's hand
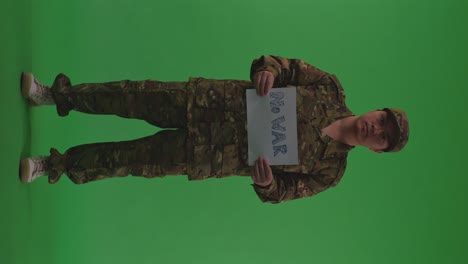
[251,157,273,187]
[254,71,274,96]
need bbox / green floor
[2,0,468,263]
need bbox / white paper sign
[246,88,298,166]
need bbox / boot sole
[20,72,38,106]
[19,158,32,183]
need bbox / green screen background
[1,0,467,263]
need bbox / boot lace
[32,157,50,179]
[33,79,53,103]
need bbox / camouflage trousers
[47,74,192,184]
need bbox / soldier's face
[356,110,397,152]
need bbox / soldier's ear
[370,148,383,154]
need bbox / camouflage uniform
[48,55,356,204]
[49,77,189,184]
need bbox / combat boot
[20,156,51,183]
[21,72,55,106]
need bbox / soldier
[19,55,409,203]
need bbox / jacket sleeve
[251,160,347,204]
[250,55,329,87]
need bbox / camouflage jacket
[186,55,354,203]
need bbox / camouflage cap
[382,108,410,152]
